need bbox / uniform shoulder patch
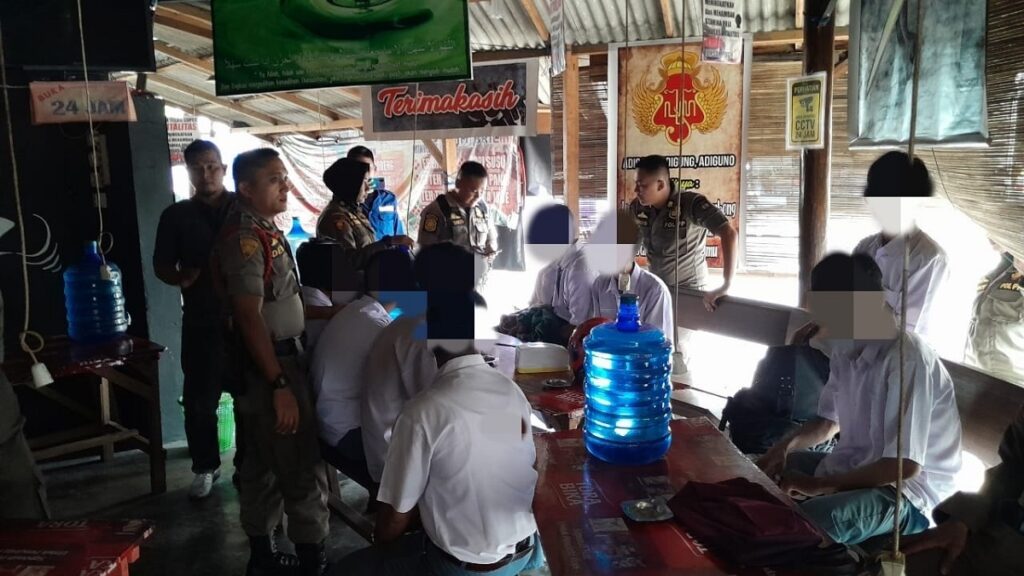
[423,214,438,233]
[239,237,261,261]
[333,215,349,232]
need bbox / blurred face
[186,150,226,197]
[865,196,923,237]
[634,169,669,207]
[454,175,486,208]
[240,158,290,219]
[807,291,893,341]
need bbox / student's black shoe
[295,542,328,576]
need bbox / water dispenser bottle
[285,216,311,256]
[583,293,673,465]
[63,241,129,343]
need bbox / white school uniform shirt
[854,229,949,342]
[590,264,675,344]
[300,287,360,351]
[308,295,391,447]
[361,314,438,483]
[814,333,962,517]
[529,241,598,325]
[377,354,538,565]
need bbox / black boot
[295,542,328,576]
[246,535,299,576]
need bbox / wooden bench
[672,290,1024,467]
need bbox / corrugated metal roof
[145,0,845,129]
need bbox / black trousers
[181,321,225,474]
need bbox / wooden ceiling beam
[520,0,550,42]
[659,0,676,38]
[148,74,282,126]
[232,118,364,135]
[154,6,212,39]
[154,41,343,121]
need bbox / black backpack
[719,345,832,455]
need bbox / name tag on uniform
[378,205,395,213]
[663,220,676,229]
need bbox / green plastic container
[178,394,236,453]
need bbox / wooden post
[798,0,834,306]
[444,139,458,180]
[563,51,580,237]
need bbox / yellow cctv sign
[786,73,827,150]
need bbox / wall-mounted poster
[212,0,472,96]
[786,73,827,150]
[362,62,538,141]
[608,38,751,269]
[849,0,987,147]
[167,117,199,166]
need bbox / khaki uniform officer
[629,155,737,374]
[418,161,498,286]
[965,252,1024,386]
[316,157,413,273]
[212,148,329,576]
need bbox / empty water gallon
[285,216,311,256]
[583,293,672,465]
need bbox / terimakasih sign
[362,61,539,141]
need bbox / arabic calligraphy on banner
[212,0,472,96]
[610,40,748,268]
[274,136,524,239]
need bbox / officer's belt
[273,336,304,357]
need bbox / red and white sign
[167,117,199,166]
[29,82,137,125]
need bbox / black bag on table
[719,345,831,455]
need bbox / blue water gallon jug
[583,292,673,465]
[63,241,129,343]
[285,216,311,256]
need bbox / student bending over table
[757,253,963,546]
[341,244,545,576]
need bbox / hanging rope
[672,0,687,356]
[73,0,109,264]
[0,20,45,365]
[891,0,926,562]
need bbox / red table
[2,335,167,495]
[533,418,823,575]
[493,342,584,431]
[0,519,153,576]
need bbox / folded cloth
[668,477,858,572]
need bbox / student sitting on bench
[757,253,963,545]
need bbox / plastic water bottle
[285,216,311,256]
[63,241,129,343]
[583,293,673,465]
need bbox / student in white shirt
[591,261,675,344]
[758,253,962,545]
[308,250,416,490]
[342,243,545,576]
[853,152,949,344]
[526,205,597,327]
[360,311,437,485]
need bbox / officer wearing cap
[417,161,498,284]
[629,154,737,373]
[212,148,329,576]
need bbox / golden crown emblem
[631,50,728,146]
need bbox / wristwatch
[271,374,290,391]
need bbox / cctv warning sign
[786,72,827,150]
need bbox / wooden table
[493,341,584,431]
[1,335,167,495]
[0,519,153,576]
[533,418,822,575]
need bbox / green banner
[212,0,472,96]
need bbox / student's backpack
[719,345,832,455]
